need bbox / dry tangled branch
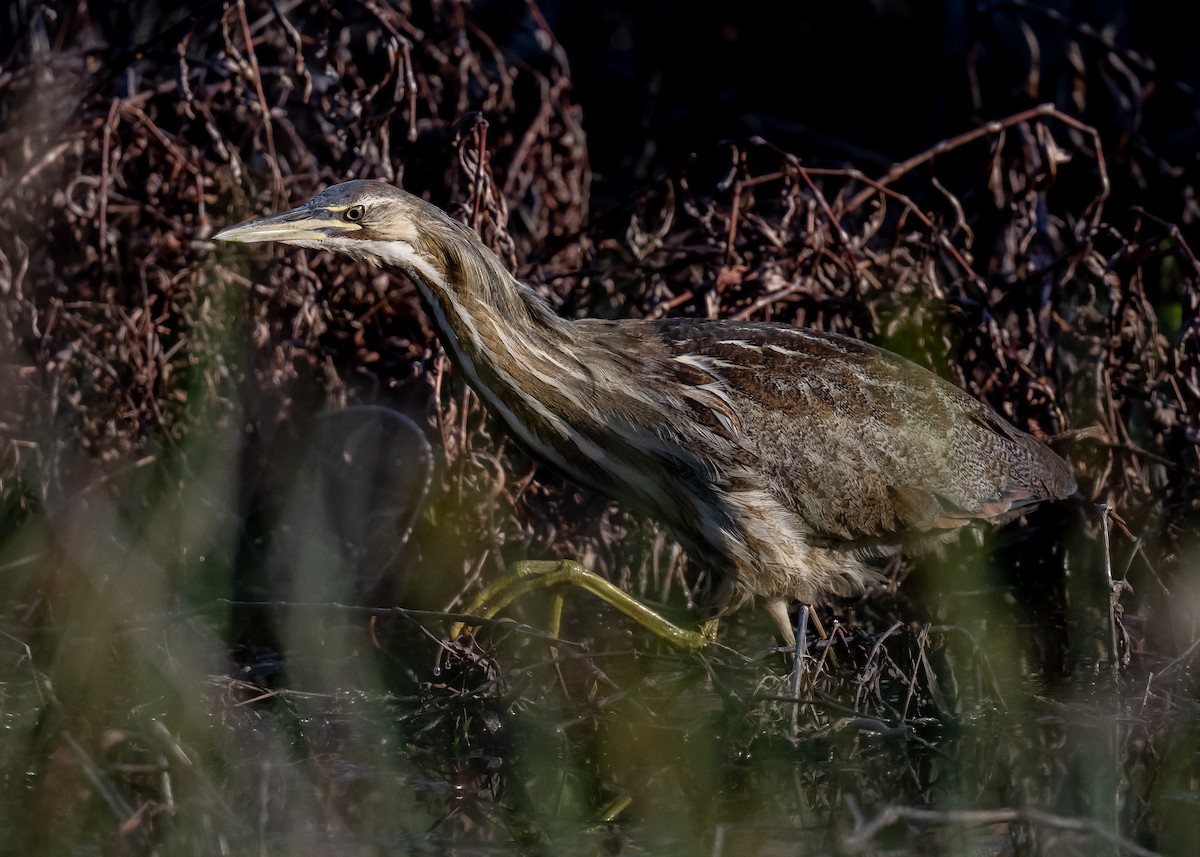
[0,1,1196,655]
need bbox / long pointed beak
[213,204,359,245]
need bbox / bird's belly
[665,485,881,611]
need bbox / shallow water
[1,580,1194,856]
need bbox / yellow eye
[344,205,365,222]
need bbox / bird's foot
[447,559,715,652]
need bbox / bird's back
[581,317,1075,559]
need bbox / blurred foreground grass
[3,2,1200,854]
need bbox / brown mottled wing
[649,319,1075,545]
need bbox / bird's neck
[397,230,684,518]
[404,233,573,375]
[393,230,599,436]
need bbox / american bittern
[215,180,1076,650]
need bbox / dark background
[545,1,1197,225]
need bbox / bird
[215,179,1077,650]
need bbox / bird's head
[214,179,471,274]
[215,179,552,330]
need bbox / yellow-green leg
[448,560,718,652]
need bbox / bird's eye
[344,205,365,222]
